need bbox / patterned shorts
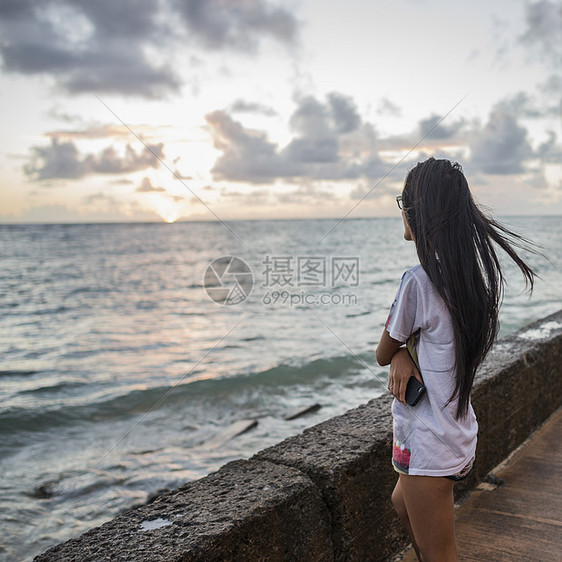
[444,456,475,481]
[392,455,475,481]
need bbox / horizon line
[1,213,561,226]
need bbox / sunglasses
[396,195,403,210]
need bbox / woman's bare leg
[391,477,422,560]
[398,473,457,562]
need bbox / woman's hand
[388,347,424,405]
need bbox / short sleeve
[385,270,421,343]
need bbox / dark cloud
[470,111,534,174]
[418,114,465,140]
[173,0,298,52]
[136,177,166,193]
[23,137,165,180]
[493,92,544,119]
[88,143,165,174]
[206,93,388,184]
[0,0,181,98]
[327,93,361,134]
[493,90,561,119]
[519,0,562,66]
[0,0,299,98]
[206,109,296,183]
[23,138,88,180]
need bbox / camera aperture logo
[204,256,254,305]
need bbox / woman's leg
[391,477,422,560]
[398,473,457,562]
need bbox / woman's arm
[376,327,423,405]
[375,327,403,366]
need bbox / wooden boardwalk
[395,407,562,561]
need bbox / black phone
[405,376,426,406]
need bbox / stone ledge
[34,459,333,562]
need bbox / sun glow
[154,197,182,223]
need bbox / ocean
[0,216,560,561]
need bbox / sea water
[0,216,560,560]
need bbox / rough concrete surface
[34,459,333,561]
[253,394,405,561]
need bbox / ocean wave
[0,353,377,438]
[0,369,39,378]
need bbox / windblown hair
[402,157,539,420]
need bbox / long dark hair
[402,157,540,420]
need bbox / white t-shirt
[385,264,478,476]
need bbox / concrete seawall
[35,310,562,561]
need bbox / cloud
[110,178,134,185]
[172,169,193,180]
[0,0,299,98]
[23,138,88,180]
[536,131,562,163]
[327,93,361,134]
[208,94,556,191]
[0,0,181,98]
[174,0,298,52]
[136,177,166,193]
[23,137,165,180]
[206,92,388,184]
[88,143,165,174]
[206,109,295,183]
[45,105,85,123]
[469,111,534,174]
[82,191,120,206]
[493,92,544,119]
[44,124,133,140]
[230,99,278,116]
[493,89,561,119]
[275,181,337,204]
[418,114,465,140]
[220,186,272,205]
[519,0,562,67]
[377,98,402,117]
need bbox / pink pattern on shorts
[392,437,411,473]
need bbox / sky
[0,0,560,223]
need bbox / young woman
[376,158,539,561]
